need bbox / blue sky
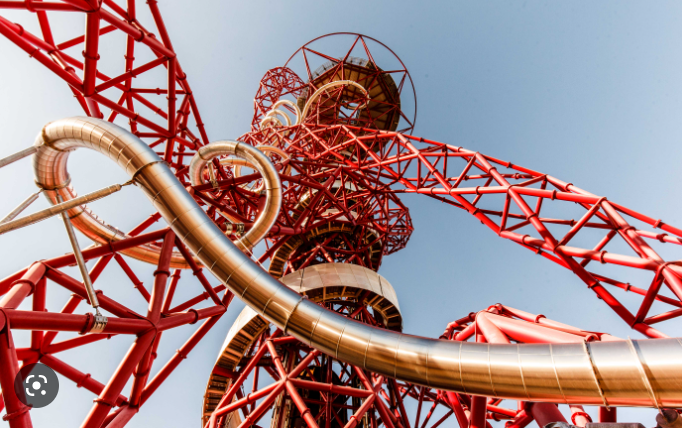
[1,0,681,427]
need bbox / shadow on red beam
[271,335,298,345]
[103,405,139,428]
[211,365,237,379]
[157,305,225,331]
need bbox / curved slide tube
[190,143,290,194]
[188,141,281,251]
[260,100,301,131]
[33,125,191,268]
[300,80,369,122]
[34,117,682,408]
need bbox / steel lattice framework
[248,124,682,335]
[0,1,680,429]
[0,0,209,168]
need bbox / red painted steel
[0,228,232,426]
[0,1,233,425]
[0,2,679,428]
[235,123,682,335]
[206,304,412,428]
[436,304,629,427]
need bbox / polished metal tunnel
[187,141,282,251]
[202,262,403,425]
[33,117,682,409]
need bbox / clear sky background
[1,0,682,427]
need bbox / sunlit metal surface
[188,141,281,251]
[37,116,682,408]
[33,129,191,268]
[202,262,402,424]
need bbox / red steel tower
[0,2,680,429]
[199,33,682,428]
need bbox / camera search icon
[14,363,59,409]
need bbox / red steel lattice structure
[247,123,682,335]
[0,1,680,428]
[0,1,222,427]
[206,301,409,428]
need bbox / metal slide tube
[269,99,301,125]
[229,145,291,180]
[34,117,682,408]
[188,141,281,251]
[32,130,192,268]
[299,80,369,121]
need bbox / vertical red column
[469,396,488,428]
[129,231,175,415]
[469,332,489,428]
[0,321,32,427]
[599,406,617,423]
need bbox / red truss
[206,295,415,428]
[0,0,208,171]
[0,1,228,427]
[0,1,680,429]
[0,226,234,427]
[240,124,682,337]
[435,304,632,428]
[203,301,667,428]
[188,124,413,277]
[252,67,305,132]
[252,33,417,134]
[356,305,631,428]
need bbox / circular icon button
[14,363,59,408]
